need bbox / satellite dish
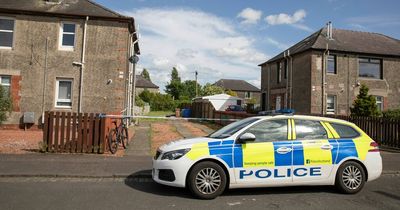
[129,55,139,64]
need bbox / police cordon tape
[98,114,240,122]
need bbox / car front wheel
[187,161,227,199]
[335,161,366,194]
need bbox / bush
[382,109,400,119]
[0,85,12,124]
[350,84,379,117]
[139,90,175,111]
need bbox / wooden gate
[42,111,116,153]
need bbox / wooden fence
[42,111,118,153]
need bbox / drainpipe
[284,51,288,109]
[322,43,329,115]
[41,37,49,124]
[78,16,89,113]
[287,50,293,109]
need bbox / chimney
[326,21,333,40]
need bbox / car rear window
[330,123,360,138]
[295,120,328,140]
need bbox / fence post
[43,111,49,152]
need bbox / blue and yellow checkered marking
[188,138,366,168]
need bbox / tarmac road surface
[0,173,399,210]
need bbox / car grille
[154,150,161,160]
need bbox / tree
[165,67,184,100]
[201,83,225,96]
[0,85,12,124]
[181,80,201,99]
[141,68,151,82]
[226,89,238,97]
[350,84,379,117]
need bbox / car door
[292,119,338,183]
[233,118,293,185]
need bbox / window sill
[0,46,13,50]
[58,47,75,52]
[358,77,384,81]
[55,106,72,109]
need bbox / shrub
[0,85,12,124]
[139,90,175,111]
[350,84,379,117]
[382,109,400,119]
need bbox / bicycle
[108,117,129,154]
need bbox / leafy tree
[201,83,225,96]
[140,68,151,82]
[165,67,184,100]
[181,80,201,99]
[350,84,379,117]
[226,89,238,97]
[0,85,12,124]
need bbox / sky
[95,0,400,91]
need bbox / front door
[233,119,292,185]
[292,119,338,183]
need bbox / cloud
[237,8,262,24]
[123,8,269,91]
[265,37,289,50]
[265,9,306,25]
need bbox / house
[135,75,159,95]
[193,94,243,111]
[0,0,140,128]
[259,25,400,115]
[214,79,260,105]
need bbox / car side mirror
[238,133,256,143]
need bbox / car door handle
[320,144,333,150]
[276,147,292,154]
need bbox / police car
[152,115,382,199]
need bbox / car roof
[252,115,354,126]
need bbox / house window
[55,79,73,108]
[375,96,383,112]
[0,75,11,97]
[0,18,14,48]
[359,58,382,79]
[59,23,76,50]
[327,55,336,74]
[327,95,336,114]
[277,62,282,83]
[245,91,252,99]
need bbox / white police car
[152,115,382,199]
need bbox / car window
[330,123,360,138]
[244,119,288,142]
[208,117,259,139]
[295,120,327,140]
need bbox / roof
[0,0,139,53]
[214,79,260,92]
[135,75,159,89]
[260,28,400,65]
[194,94,243,101]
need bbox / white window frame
[59,22,76,51]
[245,91,252,99]
[55,78,73,108]
[375,96,383,112]
[0,17,15,49]
[326,95,336,115]
[0,75,11,96]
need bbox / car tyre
[187,161,227,199]
[335,161,366,194]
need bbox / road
[1,173,399,210]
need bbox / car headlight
[161,148,191,160]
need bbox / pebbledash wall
[0,14,133,127]
[261,50,400,115]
